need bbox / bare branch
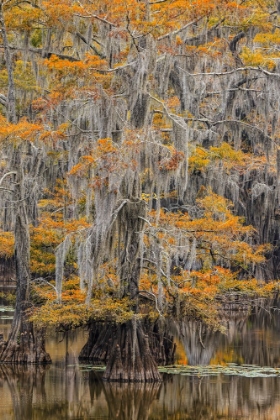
[0,171,16,186]
[31,277,57,294]
[180,65,280,79]
[158,18,203,41]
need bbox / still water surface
[1,306,280,419]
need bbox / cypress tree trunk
[0,4,50,364]
[80,199,162,381]
[79,320,175,368]
[103,200,161,381]
[0,169,50,364]
[103,319,161,382]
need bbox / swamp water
[1,306,280,419]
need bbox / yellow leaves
[189,147,210,173]
[31,180,90,276]
[0,231,14,259]
[30,300,90,329]
[68,138,120,179]
[42,0,83,27]
[4,4,44,31]
[175,36,183,46]
[219,277,263,295]
[68,154,97,176]
[40,123,69,144]
[90,296,135,323]
[30,292,134,328]
[241,46,276,71]
[165,96,180,111]
[0,60,39,96]
[152,113,172,130]
[196,192,233,219]
[189,143,246,174]
[0,116,42,144]
[210,142,245,166]
[254,30,280,47]
[43,53,111,98]
[44,55,86,74]
[84,53,108,70]
[148,191,266,295]
[97,137,118,154]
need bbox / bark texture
[102,320,162,382]
[79,320,176,366]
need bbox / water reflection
[1,308,280,419]
[157,374,280,420]
[170,307,280,368]
[0,364,49,420]
[101,380,161,420]
[1,365,280,419]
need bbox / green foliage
[30,29,42,47]
[13,61,39,93]
[0,292,16,305]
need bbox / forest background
[0,0,280,381]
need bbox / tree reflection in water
[101,380,160,420]
[1,364,280,419]
[1,308,280,419]
[0,364,49,420]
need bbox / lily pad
[0,307,14,312]
[158,363,280,378]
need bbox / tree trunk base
[0,311,51,364]
[79,319,176,368]
[149,321,176,365]
[102,319,162,382]
[79,322,112,363]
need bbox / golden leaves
[0,231,14,259]
[0,116,42,144]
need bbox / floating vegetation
[75,363,280,377]
[0,306,14,313]
[78,365,106,372]
[158,364,280,378]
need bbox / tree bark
[0,163,51,364]
[118,199,147,301]
[79,322,113,363]
[103,319,162,382]
[79,320,176,367]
